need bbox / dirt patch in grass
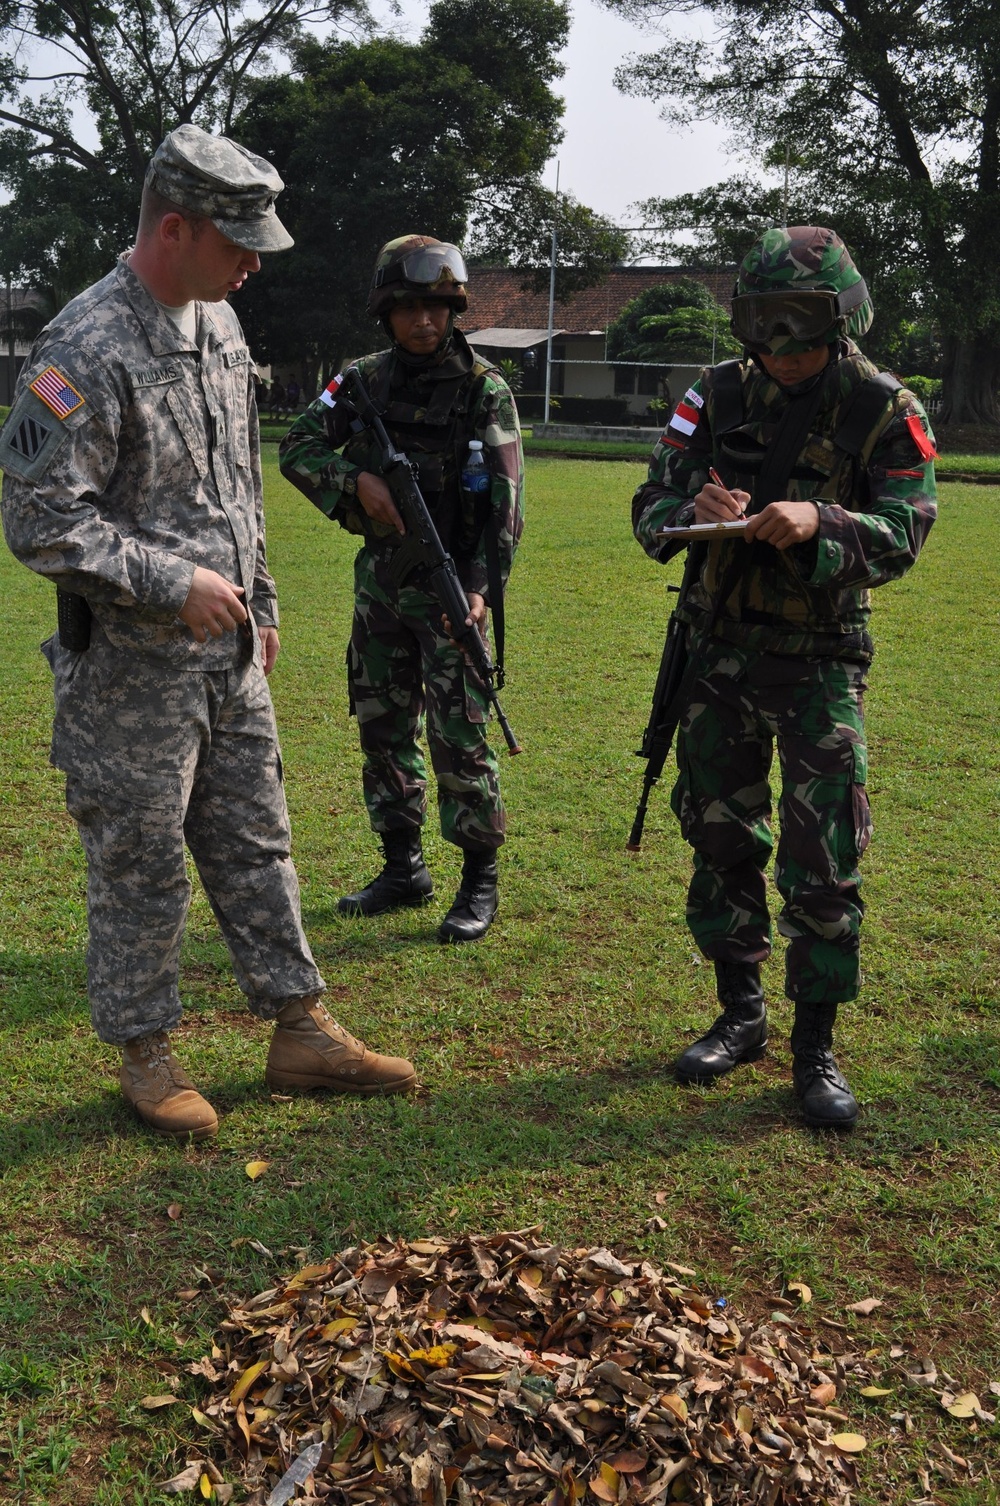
[935,422,1000,454]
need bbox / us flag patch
[8,413,53,463]
[30,366,85,420]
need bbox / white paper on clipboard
[655,519,749,540]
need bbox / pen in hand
[708,466,747,515]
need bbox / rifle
[340,366,521,756]
[627,544,705,851]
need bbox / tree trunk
[941,333,1000,424]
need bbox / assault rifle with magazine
[339,365,521,756]
[627,543,704,851]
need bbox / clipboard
[654,520,749,540]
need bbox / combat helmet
[731,226,873,356]
[367,235,469,319]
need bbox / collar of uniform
[116,253,201,356]
[391,328,475,387]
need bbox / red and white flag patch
[669,399,701,437]
[319,372,345,409]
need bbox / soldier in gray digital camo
[632,226,937,1129]
[0,124,415,1142]
[280,236,524,943]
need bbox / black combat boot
[674,960,768,1084]
[437,850,498,943]
[337,830,433,916]
[790,1002,859,1129]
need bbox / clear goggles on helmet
[730,279,868,346]
[373,244,468,290]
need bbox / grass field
[1,455,999,1504]
[257,417,1000,475]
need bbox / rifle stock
[341,367,521,756]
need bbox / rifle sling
[483,512,505,683]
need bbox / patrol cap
[145,124,294,253]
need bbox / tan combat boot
[265,995,416,1096]
[120,1032,219,1141]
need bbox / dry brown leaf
[179,1233,922,1506]
[945,1392,979,1419]
[167,1202,183,1221]
[846,1297,883,1317]
[788,1281,813,1305]
[141,1394,180,1410]
[159,1461,203,1493]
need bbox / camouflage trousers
[671,636,872,1005]
[348,548,505,851]
[44,629,324,1044]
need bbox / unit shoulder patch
[0,386,74,482]
[29,366,85,420]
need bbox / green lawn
[1,456,999,1503]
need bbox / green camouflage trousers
[671,636,872,1004]
[348,549,505,851]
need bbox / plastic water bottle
[461,439,490,498]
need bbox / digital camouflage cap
[145,124,293,253]
[367,236,469,318]
[731,225,874,356]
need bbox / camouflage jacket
[632,342,937,658]
[279,335,524,603]
[0,255,275,667]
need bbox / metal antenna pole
[544,160,560,425]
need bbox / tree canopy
[602,0,1000,422]
[0,0,367,290]
[0,0,627,377]
[232,0,627,375]
[606,278,738,370]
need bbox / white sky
[374,0,736,225]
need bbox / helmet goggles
[373,244,469,292]
[731,279,869,347]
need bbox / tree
[0,0,367,292]
[467,183,631,301]
[232,0,626,378]
[601,0,1000,423]
[606,278,739,372]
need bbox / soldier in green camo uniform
[632,225,937,1128]
[280,236,524,942]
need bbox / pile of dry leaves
[178,1229,877,1505]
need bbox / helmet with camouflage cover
[367,235,469,319]
[731,225,874,356]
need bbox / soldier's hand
[259,625,280,676]
[744,501,820,550]
[179,567,248,642]
[442,593,487,650]
[694,481,750,523]
[357,472,405,534]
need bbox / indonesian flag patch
[30,366,85,420]
[669,398,701,438]
[319,372,345,409]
